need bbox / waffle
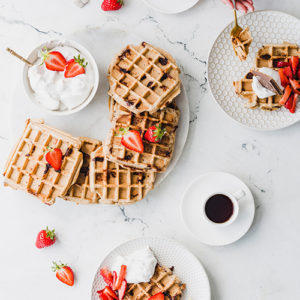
[124,264,186,300]
[3,119,83,205]
[63,137,101,204]
[108,41,181,114]
[233,43,300,110]
[231,26,253,61]
[105,98,180,173]
[89,146,155,205]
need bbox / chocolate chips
[119,67,130,74]
[63,147,73,158]
[80,166,89,177]
[260,54,271,60]
[118,48,131,59]
[158,57,168,65]
[147,81,153,88]
[246,72,253,79]
[44,163,51,175]
[141,75,146,81]
[92,157,104,162]
[160,72,169,82]
[124,154,133,161]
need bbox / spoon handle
[6,48,33,67]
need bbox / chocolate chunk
[119,48,131,59]
[160,85,168,91]
[25,154,30,157]
[147,81,153,88]
[246,72,253,79]
[109,171,116,178]
[141,41,147,47]
[141,75,146,81]
[251,70,283,95]
[169,266,174,271]
[135,102,142,108]
[119,67,130,74]
[92,157,104,162]
[63,147,73,158]
[125,100,134,106]
[44,163,51,175]
[160,72,169,82]
[158,57,168,65]
[124,154,133,161]
[80,166,89,177]
[260,54,271,60]
[137,174,145,183]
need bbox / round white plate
[181,172,255,246]
[142,0,199,14]
[91,237,211,300]
[208,10,300,130]
[9,25,189,189]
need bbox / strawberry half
[279,85,292,105]
[52,262,74,286]
[290,79,300,94]
[290,56,299,76]
[64,54,88,78]
[283,66,293,80]
[45,147,62,171]
[278,68,289,87]
[118,280,127,300]
[101,0,123,11]
[285,94,294,110]
[100,267,114,287]
[144,124,166,143]
[35,226,56,249]
[41,48,67,71]
[113,265,126,290]
[290,93,299,113]
[118,127,144,153]
[277,61,290,68]
[148,292,164,300]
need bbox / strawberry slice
[103,286,118,300]
[285,94,294,110]
[64,54,87,78]
[100,267,114,287]
[144,124,166,143]
[45,147,62,171]
[97,290,111,300]
[297,69,300,80]
[113,265,127,290]
[289,79,300,94]
[41,48,67,71]
[278,68,289,87]
[290,93,299,113]
[118,128,144,153]
[279,85,292,105]
[290,56,299,75]
[283,66,293,79]
[277,61,290,68]
[148,292,164,300]
[118,280,127,300]
[52,262,74,286]
[112,271,118,290]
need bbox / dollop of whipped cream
[28,45,94,111]
[252,67,283,99]
[111,247,157,284]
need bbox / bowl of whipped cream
[23,39,99,115]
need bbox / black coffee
[205,194,234,223]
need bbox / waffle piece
[124,265,186,300]
[89,146,155,205]
[63,137,101,204]
[3,119,83,205]
[105,98,180,172]
[233,43,300,110]
[231,26,253,61]
[108,41,181,114]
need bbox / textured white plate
[208,10,300,130]
[9,25,189,190]
[142,0,199,14]
[91,237,210,300]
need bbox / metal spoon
[230,0,243,38]
[6,48,33,67]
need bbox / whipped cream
[112,247,157,284]
[252,67,283,99]
[28,45,94,111]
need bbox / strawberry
[277,61,290,68]
[118,127,144,153]
[41,48,67,71]
[289,79,300,94]
[100,267,114,287]
[279,85,292,105]
[285,94,294,110]
[45,147,62,171]
[283,66,293,79]
[297,69,300,80]
[148,292,164,300]
[113,265,127,290]
[144,124,166,143]
[278,68,289,87]
[290,56,299,75]
[118,280,127,300]
[35,226,56,249]
[52,262,74,286]
[64,54,87,78]
[290,93,299,113]
[101,286,118,300]
[101,0,123,11]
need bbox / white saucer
[181,172,255,246]
[142,0,199,14]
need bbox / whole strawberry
[35,227,56,249]
[101,0,123,11]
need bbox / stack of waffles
[233,42,300,110]
[4,42,181,206]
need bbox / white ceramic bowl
[23,39,99,116]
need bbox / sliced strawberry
[118,280,127,300]
[64,54,87,78]
[35,226,56,249]
[103,286,118,300]
[283,66,293,79]
[41,48,67,71]
[297,69,300,80]
[278,68,289,87]
[52,262,74,286]
[148,292,164,300]
[279,85,292,105]
[285,94,294,110]
[97,290,111,300]
[291,56,299,76]
[290,93,299,113]
[277,61,290,68]
[100,267,114,286]
[118,128,144,153]
[45,148,62,171]
[289,79,300,94]
[113,265,127,290]
[144,124,166,143]
[112,271,118,290]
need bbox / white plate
[9,26,190,190]
[181,172,255,246]
[91,237,211,300]
[142,0,199,14]
[208,10,300,130]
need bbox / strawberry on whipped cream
[28,45,94,111]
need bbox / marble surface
[1,0,300,299]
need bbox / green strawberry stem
[74,54,88,68]
[45,226,55,240]
[52,261,66,272]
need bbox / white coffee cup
[203,189,245,227]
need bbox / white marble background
[0,0,300,299]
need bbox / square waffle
[231,26,253,61]
[63,137,101,204]
[233,42,300,110]
[124,265,186,300]
[108,42,181,114]
[3,119,83,205]
[89,146,155,205]
[104,98,180,173]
